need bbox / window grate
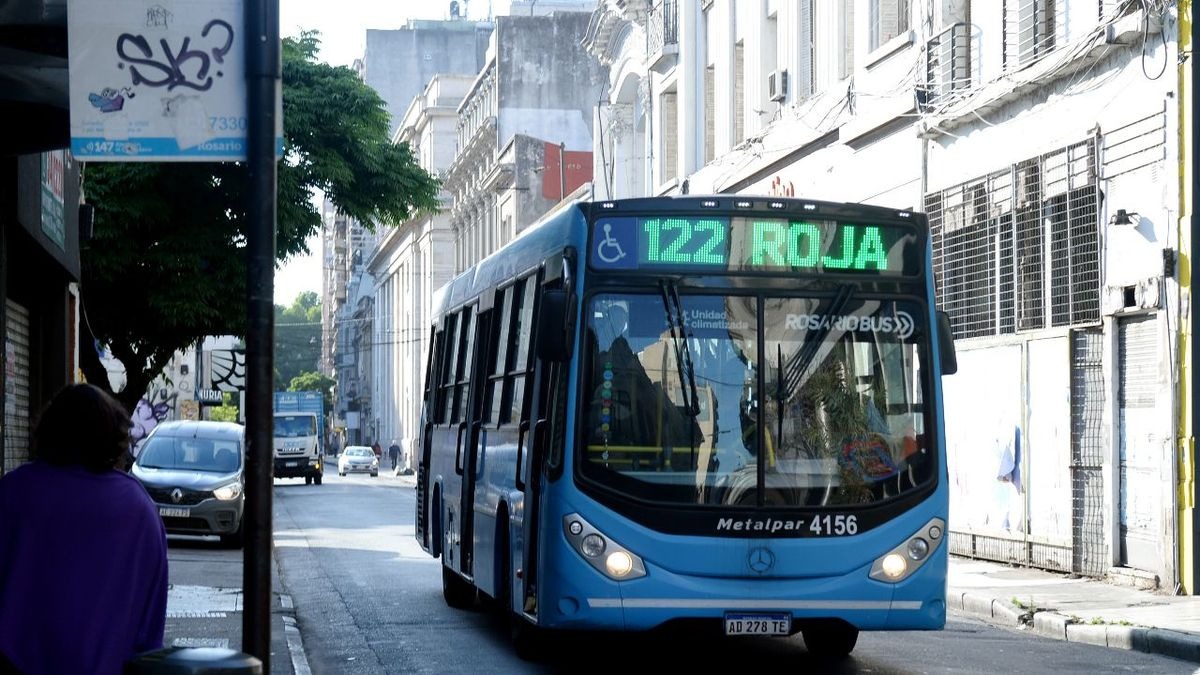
[920,22,971,109]
[1003,0,1062,71]
[928,137,1100,338]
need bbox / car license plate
[724,612,790,636]
[285,461,298,467]
[159,507,189,518]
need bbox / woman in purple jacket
[0,383,169,675]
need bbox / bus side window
[485,285,516,425]
[427,327,444,422]
[436,315,458,425]
[507,278,538,423]
[451,307,477,424]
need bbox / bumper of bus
[541,543,947,633]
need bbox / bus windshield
[580,291,932,508]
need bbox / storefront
[1,1,78,472]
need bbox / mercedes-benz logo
[170,488,183,504]
[748,547,775,574]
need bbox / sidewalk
[161,539,308,674]
[949,555,1200,664]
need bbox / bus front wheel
[802,623,859,658]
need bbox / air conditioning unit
[767,70,788,102]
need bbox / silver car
[131,420,246,547]
[338,446,379,477]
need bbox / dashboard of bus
[577,288,935,512]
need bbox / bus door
[434,305,479,575]
[517,250,574,620]
[456,295,495,579]
[416,325,439,554]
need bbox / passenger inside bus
[586,302,700,467]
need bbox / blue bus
[415,195,957,658]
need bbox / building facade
[442,9,605,272]
[357,4,603,471]
[325,19,495,450]
[586,0,1191,592]
[366,75,471,470]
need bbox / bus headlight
[581,534,606,558]
[605,551,635,578]
[869,517,945,584]
[880,554,907,579]
[563,514,646,581]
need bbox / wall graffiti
[130,383,182,455]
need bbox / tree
[78,33,439,412]
[276,291,322,389]
[289,371,335,414]
[208,392,241,423]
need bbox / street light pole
[244,0,280,667]
[559,142,566,201]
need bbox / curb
[951,592,1200,665]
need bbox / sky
[274,0,513,306]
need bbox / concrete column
[677,0,701,177]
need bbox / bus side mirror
[536,289,575,362]
[936,310,957,375]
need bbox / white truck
[273,391,325,485]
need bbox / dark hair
[31,383,132,473]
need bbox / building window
[661,89,678,184]
[1004,0,1056,70]
[734,41,745,145]
[869,0,911,52]
[838,0,855,80]
[926,137,1100,339]
[796,0,814,99]
[704,64,715,163]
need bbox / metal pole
[1185,0,1195,588]
[244,0,280,666]
[559,142,566,201]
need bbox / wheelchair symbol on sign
[596,224,626,264]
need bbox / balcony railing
[646,0,678,64]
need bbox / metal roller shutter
[4,300,31,471]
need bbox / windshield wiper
[786,284,856,399]
[659,281,701,469]
[659,281,701,418]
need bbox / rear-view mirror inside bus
[536,288,574,362]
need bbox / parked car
[131,420,246,547]
[338,445,379,477]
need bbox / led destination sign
[589,216,918,275]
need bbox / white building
[366,75,473,470]
[443,8,606,272]
[586,1,1185,591]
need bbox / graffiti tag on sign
[68,0,279,162]
[116,19,234,92]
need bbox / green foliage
[78,32,440,410]
[208,392,241,423]
[275,292,322,389]
[289,371,335,413]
